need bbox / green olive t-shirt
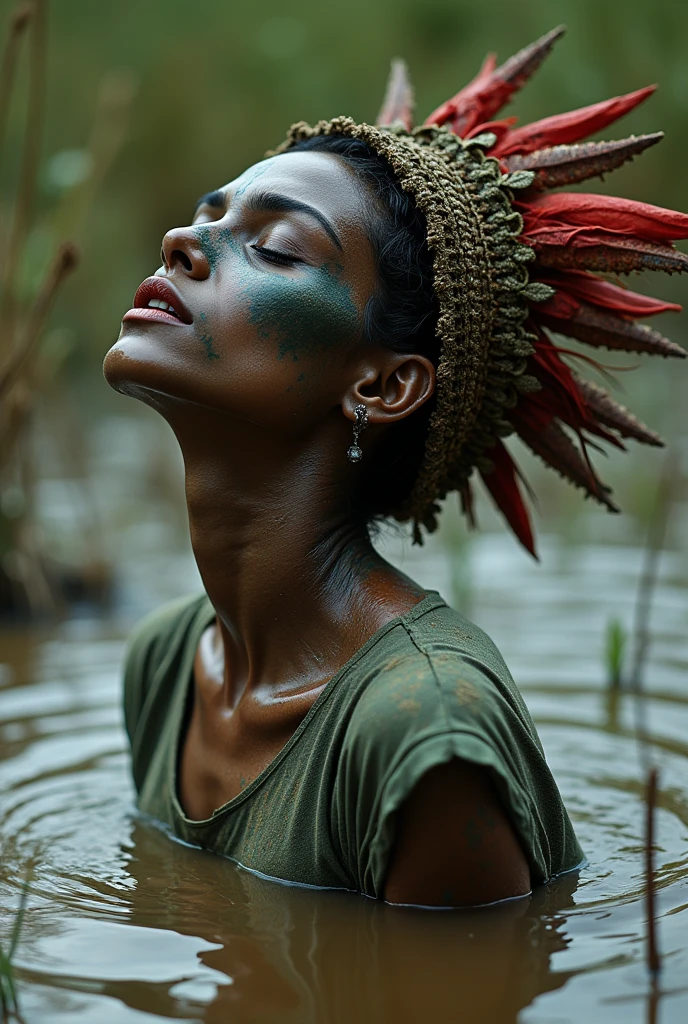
[123,591,583,897]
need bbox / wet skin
[104,151,530,906]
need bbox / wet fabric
[123,591,583,897]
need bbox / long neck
[165,401,404,704]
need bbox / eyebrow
[243,190,343,251]
[194,189,226,212]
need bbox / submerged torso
[123,591,583,898]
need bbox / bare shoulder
[383,758,531,907]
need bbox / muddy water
[1,520,688,1021]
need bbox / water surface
[1,518,687,1022]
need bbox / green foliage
[605,616,627,689]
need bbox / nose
[159,226,210,280]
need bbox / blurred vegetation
[605,616,627,689]
[0,0,134,614]
[0,0,687,612]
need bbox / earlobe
[344,353,436,426]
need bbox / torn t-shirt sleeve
[332,646,574,899]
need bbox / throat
[178,641,330,821]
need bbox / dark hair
[287,134,439,524]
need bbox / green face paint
[233,160,273,197]
[192,219,360,366]
[197,312,220,361]
[194,226,240,273]
[247,260,360,363]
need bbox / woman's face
[104,151,380,435]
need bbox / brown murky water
[1,429,688,1021]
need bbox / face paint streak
[194,225,240,273]
[234,162,272,197]
[200,334,220,360]
[197,312,220,361]
[246,261,360,364]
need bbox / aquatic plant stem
[629,456,676,989]
[645,766,661,977]
[630,452,676,704]
[0,242,78,402]
[0,868,31,1023]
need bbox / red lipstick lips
[122,277,193,326]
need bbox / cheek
[244,263,361,365]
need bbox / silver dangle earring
[347,404,368,463]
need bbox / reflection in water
[105,822,577,1023]
[1,522,688,1020]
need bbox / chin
[103,326,224,419]
[104,326,181,396]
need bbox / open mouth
[122,277,193,325]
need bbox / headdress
[276,26,686,554]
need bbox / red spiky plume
[382,26,687,554]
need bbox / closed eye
[251,245,302,267]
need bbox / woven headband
[275,26,687,554]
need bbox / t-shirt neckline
[169,589,446,829]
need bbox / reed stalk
[630,452,676,708]
[644,766,661,977]
[1,0,46,353]
[629,454,676,986]
[0,3,33,167]
[0,242,78,402]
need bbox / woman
[104,26,685,906]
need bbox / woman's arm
[384,758,531,907]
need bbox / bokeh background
[1,0,687,618]
[2,6,688,1019]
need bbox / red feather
[492,85,656,157]
[504,133,664,191]
[528,234,688,274]
[532,299,687,358]
[465,117,517,142]
[425,26,565,138]
[522,192,688,244]
[536,269,682,317]
[511,409,619,509]
[377,59,415,130]
[479,441,536,557]
[426,53,497,136]
[524,331,625,447]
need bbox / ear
[342,351,436,425]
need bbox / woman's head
[106,26,687,551]
[104,141,439,530]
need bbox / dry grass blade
[0,241,78,402]
[0,3,34,163]
[1,0,46,350]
